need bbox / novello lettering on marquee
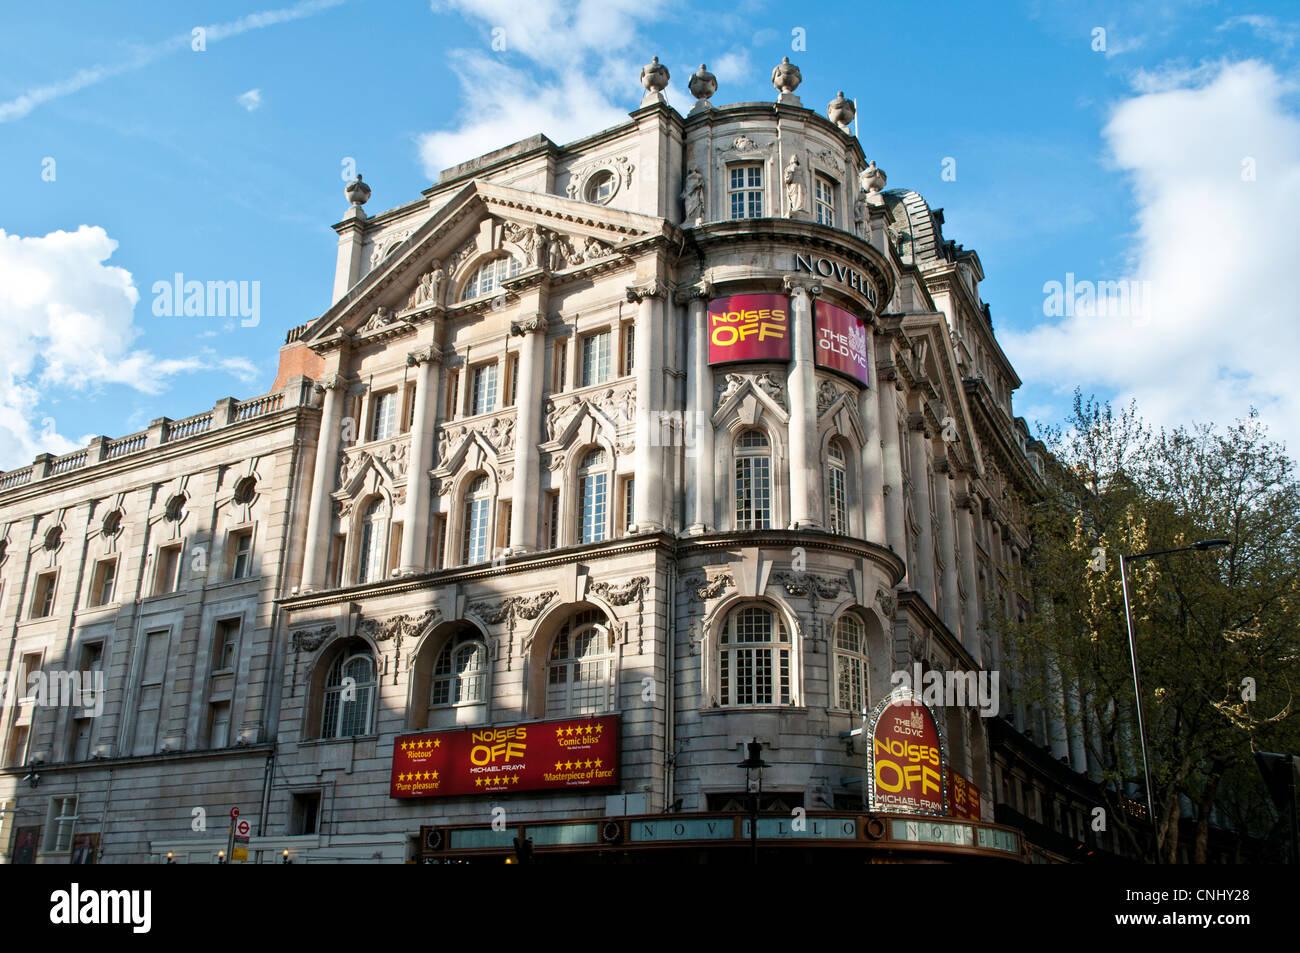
[707,293,791,365]
[794,253,878,308]
[389,715,619,798]
[865,688,948,816]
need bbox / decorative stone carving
[771,57,802,96]
[448,238,478,274]
[581,235,614,263]
[357,609,441,684]
[876,587,897,618]
[345,175,371,207]
[715,374,745,408]
[407,263,446,309]
[827,91,855,130]
[733,135,757,152]
[406,344,442,367]
[337,449,367,490]
[756,372,785,407]
[374,440,410,479]
[681,165,705,225]
[468,591,557,630]
[687,572,734,600]
[511,314,546,336]
[590,576,649,608]
[853,194,866,236]
[436,426,469,466]
[861,161,887,206]
[784,155,806,214]
[640,56,670,99]
[688,64,717,110]
[360,306,397,333]
[504,221,545,268]
[514,591,555,620]
[369,231,412,269]
[291,625,335,653]
[817,379,851,417]
[715,372,785,411]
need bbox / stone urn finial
[861,161,887,206]
[345,174,371,208]
[640,56,670,104]
[688,63,717,112]
[828,90,855,130]
[771,57,802,99]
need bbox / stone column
[957,488,981,663]
[1047,650,1071,761]
[782,275,822,530]
[627,281,666,532]
[332,205,367,304]
[399,345,441,574]
[681,283,714,534]
[858,324,886,545]
[509,313,547,551]
[301,374,348,591]
[935,459,959,634]
[878,365,907,581]
[908,416,936,604]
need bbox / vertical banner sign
[814,300,870,385]
[866,688,947,816]
[946,767,982,821]
[707,294,791,365]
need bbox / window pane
[471,364,498,416]
[372,391,396,441]
[582,332,611,387]
[581,473,608,543]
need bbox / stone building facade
[0,59,1103,863]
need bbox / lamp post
[738,739,767,864]
[1118,538,1230,862]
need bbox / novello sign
[389,714,619,798]
[794,253,878,308]
[866,689,947,816]
[707,293,791,365]
[814,300,869,385]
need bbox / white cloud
[419,0,672,176]
[710,50,751,85]
[1002,60,1300,456]
[1216,15,1298,52]
[0,0,345,123]
[0,226,258,470]
[238,89,263,111]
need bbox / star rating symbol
[433,738,441,748]
[555,761,562,771]
[594,758,602,768]
[401,741,411,752]
[595,724,603,733]
[555,728,564,738]
[475,778,483,787]
[431,771,438,780]
[511,775,520,784]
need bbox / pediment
[712,371,790,425]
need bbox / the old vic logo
[794,253,878,308]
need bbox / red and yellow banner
[389,715,619,799]
[946,767,982,821]
[814,300,870,385]
[707,294,791,365]
[867,693,946,815]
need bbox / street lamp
[738,739,767,864]
[1119,538,1230,862]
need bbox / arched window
[833,612,869,713]
[357,498,386,584]
[321,651,376,738]
[719,605,790,706]
[734,430,772,530]
[578,448,609,544]
[461,475,491,565]
[430,633,487,708]
[460,256,523,301]
[827,438,849,534]
[547,610,611,715]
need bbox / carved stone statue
[784,155,806,214]
[408,261,445,309]
[853,194,866,235]
[547,234,569,272]
[680,165,705,225]
[771,57,802,95]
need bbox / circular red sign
[230,807,240,818]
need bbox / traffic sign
[235,819,251,838]
[230,807,240,819]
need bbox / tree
[1009,392,1300,862]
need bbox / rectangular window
[828,467,848,535]
[621,476,635,534]
[445,369,459,422]
[31,572,56,618]
[229,529,253,579]
[388,522,404,576]
[207,700,231,749]
[401,381,417,434]
[44,796,77,853]
[154,544,182,596]
[132,630,169,756]
[735,457,772,530]
[5,725,28,768]
[88,558,117,607]
[471,363,498,416]
[581,331,611,387]
[496,501,512,554]
[580,473,608,544]
[553,341,568,393]
[815,174,836,226]
[291,792,321,836]
[432,515,447,571]
[506,354,519,406]
[729,164,764,219]
[546,491,560,549]
[462,498,490,566]
[370,389,398,441]
[328,534,346,588]
[68,643,103,761]
[213,618,239,672]
[621,323,636,376]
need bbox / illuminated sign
[946,767,981,821]
[814,300,870,385]
[390,715,619,799]
[866,689,947,816]
[707,294,791,365]
[793,253,878,307]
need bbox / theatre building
[0,58,1109,863]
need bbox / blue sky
[2,0,1298,469]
